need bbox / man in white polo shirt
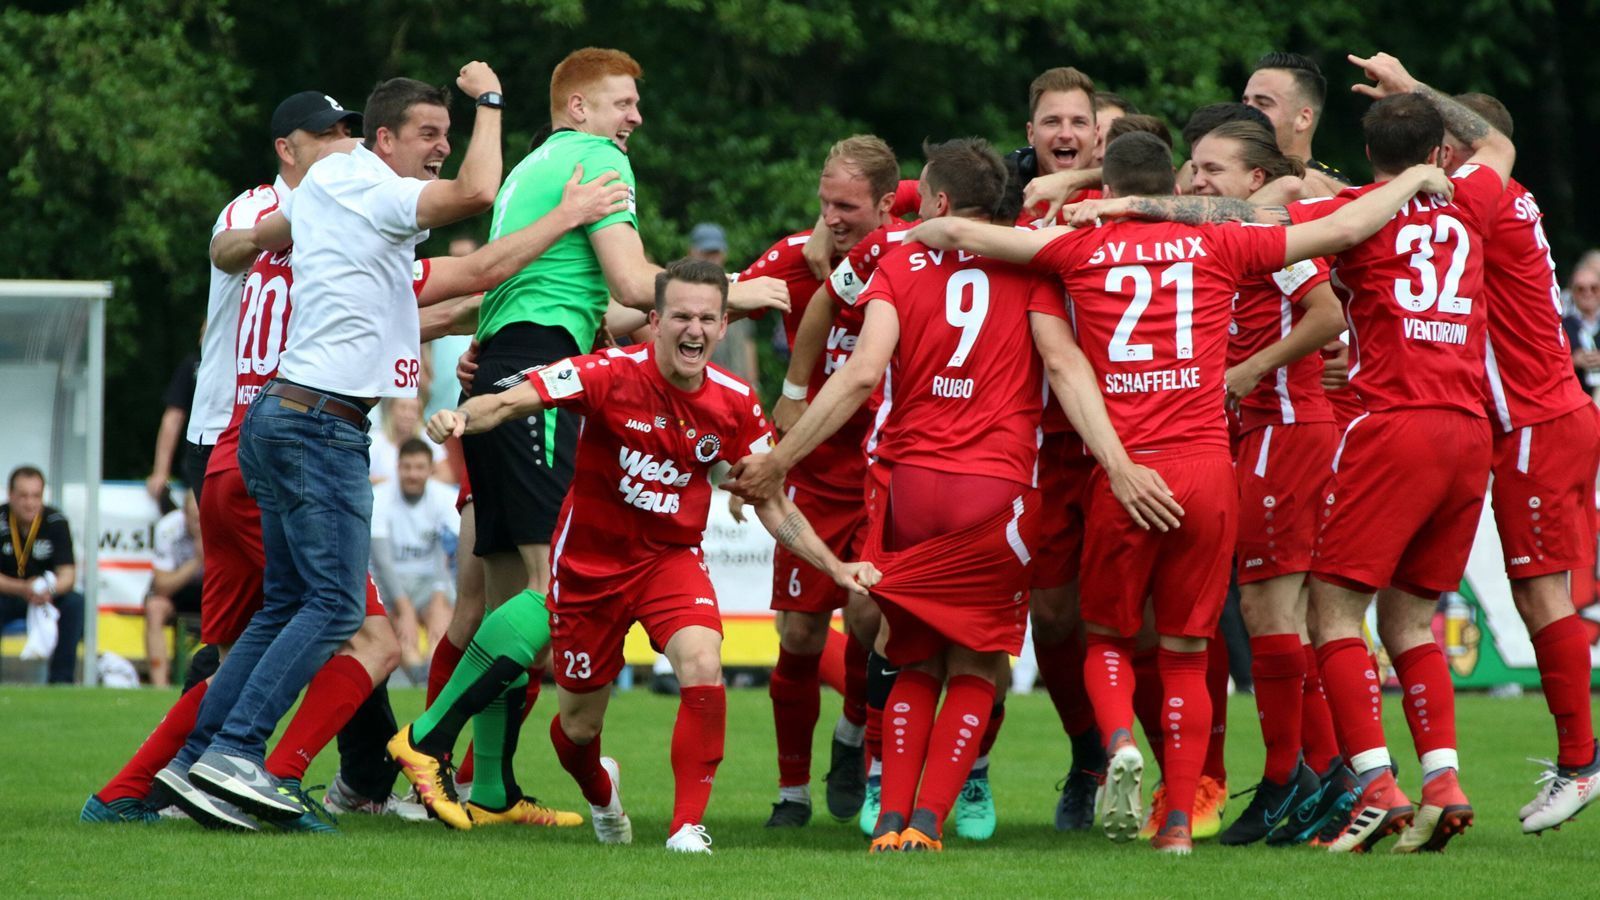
[169,62,506,821]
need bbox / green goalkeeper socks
[411,589,551,756]
[466,673,529,810]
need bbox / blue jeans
[176,389,372,766]
[0,590,84,683]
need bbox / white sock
[869,758,883,778]
[833,716,865,747]
[971,755,990,775]
[779,785,810,804]
[1420,748,1459,783]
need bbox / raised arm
[1348,52,1515,187]
[1282,164,1452,264]
[210,229,265,274]
[1029,311,1183,531]
[904,217,1068,264]
[752,490,881,599]
[419,167,629,305]
[415,62,503,230]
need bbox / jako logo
[625,418,653,432]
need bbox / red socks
[1249,634,1306,783]
[1300,642,1341,772]
[916,675,996,826]
[769,647,823,787]
[843,634,869,728]
[880,670,940,823]
[1317,637,1387,761]
[818,626,848,695]
[1036,632,1096,736]
[1203,638,1229,782]
[266,653,374,782]
[671,685,726,831]
[98,680,209,802]
[1083,635,1138,750]
[549,715,613,807]
[426,635,465,708]
[1158,648,1212,832]
[1391,641,1458,762]
[1132,647,1164,768]
[1532,616,1598,768]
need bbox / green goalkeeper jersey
[476,129,638,348]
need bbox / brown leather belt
[262,380,373,430]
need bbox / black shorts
[183,441,214,502]
[463,323,582,555]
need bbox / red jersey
[1032,220,1287,452]
[1228,257,1335,432]
[855,242,1051,486]
[741,225,901,500]
[1019,187,1104,228]
[536,346,774,579]
[1288,164,1503,417]
[1481,178,1591,431]
[207,248,431,476]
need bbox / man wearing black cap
[164,62,506,825]
[184,92,363,505]
[79,90,363,826]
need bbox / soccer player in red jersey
[1440,93,1600,834]
[1181,121,1349,846]
[911,130,1453,855]
[1275,56,1515,854]
[739,136,902,827]
[730,138,1179,852]
[417,259,877,852]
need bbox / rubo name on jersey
[617,445,691,514]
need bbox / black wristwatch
[476,91,504,110]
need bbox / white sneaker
[666,823,713,854]
[454,779,473,805]
[320,773,428,822]
[1521,758,1559,820]
[1100,741,1145,844]
[591,757,633,845]
[1522,756,1600,834]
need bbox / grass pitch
[5,685,1596,898]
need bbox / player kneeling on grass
[394,258,879,851]
[728,138,1179,853]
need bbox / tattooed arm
[1348,51,1514,187]
[1063,194,1290,228]
[752,492,881,598]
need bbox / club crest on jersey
[694,433,722,463]
[654,416,668,429]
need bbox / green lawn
[4,685,1594,898]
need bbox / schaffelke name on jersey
[1104,366,1202,394]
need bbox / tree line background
[3,0,1597,479]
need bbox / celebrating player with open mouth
[396,259,877,852]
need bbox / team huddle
[77,43,1599,859]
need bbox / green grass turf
[5,685,1596,898]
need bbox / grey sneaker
[153,762,258,831]
[322,773,430,822]
[189,750,305,820]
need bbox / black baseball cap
[271,91,363,140]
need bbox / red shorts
[1235,422,1337,584]
[549,546,721,692]
[1312,409,1491,596]
[1031,432,1093,590]
[770,481,865,614]
[1491,403,1600,580]
[863,465,1037,664]
[200,466,383,644]
[1079,447,1237,639]
[455,466,472,512]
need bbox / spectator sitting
[0,465,85,684]
[1563,264,1600,397]
[368,396,450,485]
[144,492,203,687]
[369,438,460,683]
